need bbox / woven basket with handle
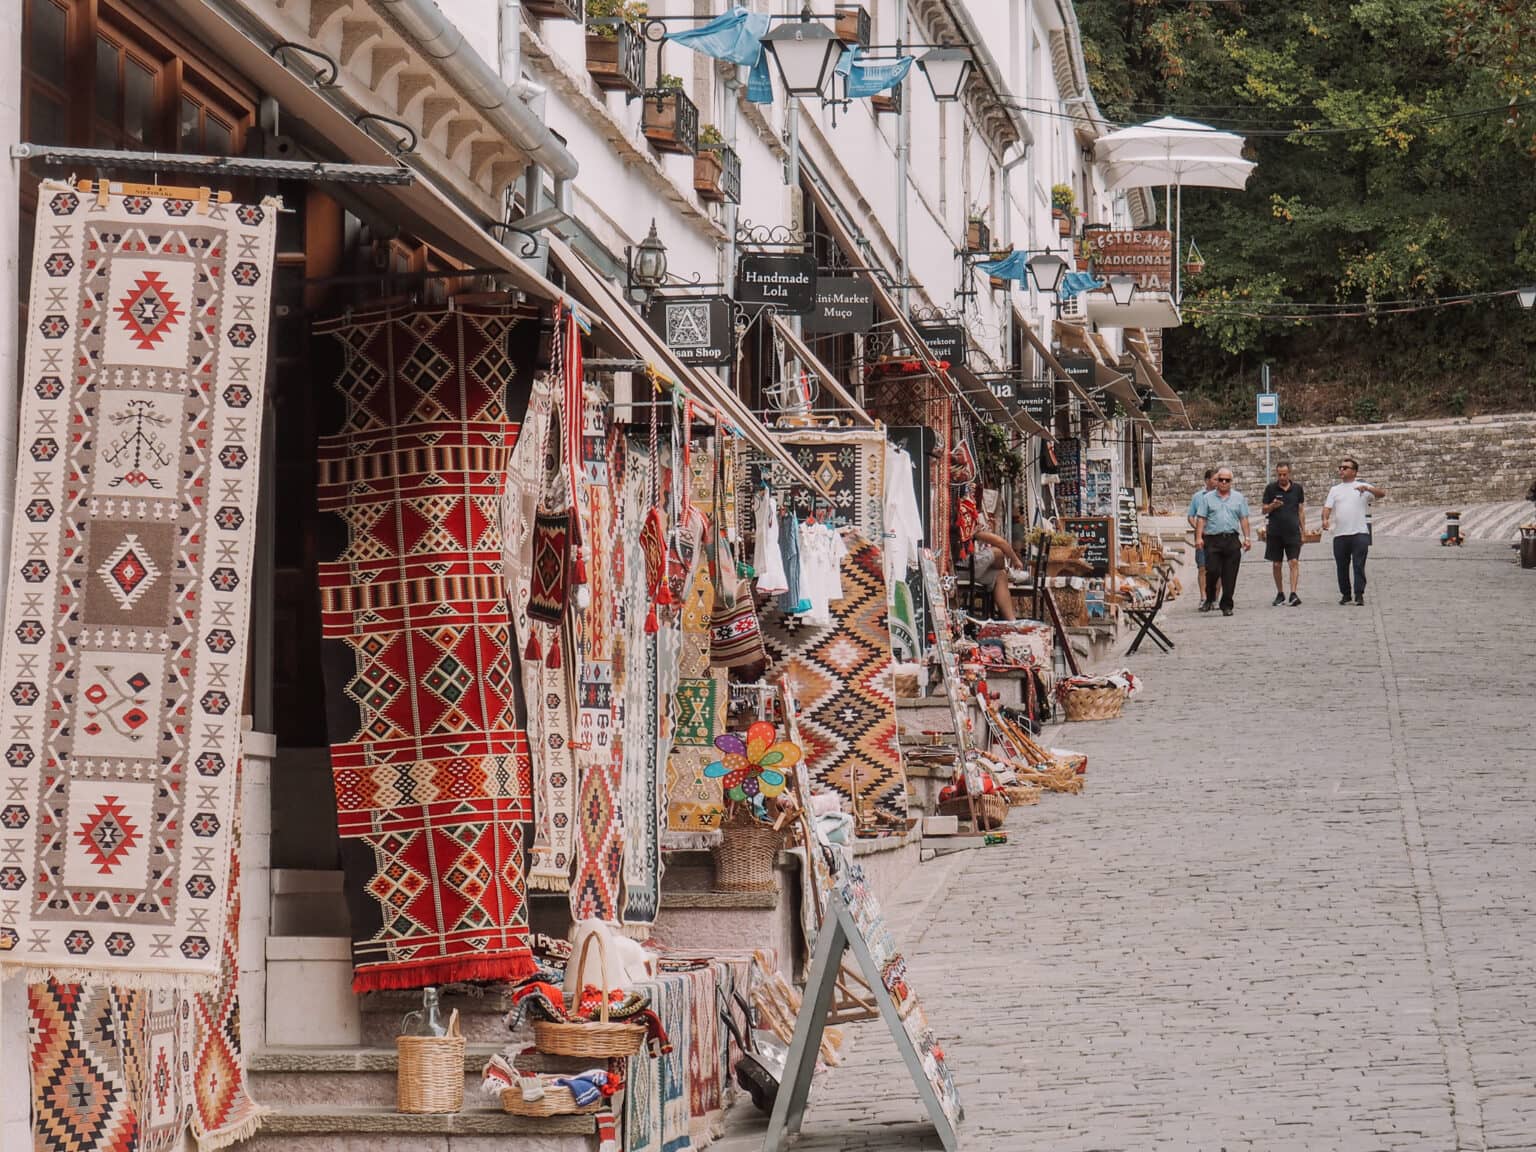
[710,823,783,892]
[937,792,1008,830]
[1061,685,1126,722]
[396,1009,464,1114]
[533,932,648,1059]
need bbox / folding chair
[1124,573,1173,656]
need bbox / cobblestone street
[736,536,1536,1151]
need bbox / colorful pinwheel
[704,720,802,806]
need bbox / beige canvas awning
[1014,308,1105,421]
[766,313,875,427]
[1125,328,1190,426]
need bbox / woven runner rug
[30,982,143,1152]
[745,430,885,536]
[316,304,535,991]
[619,455,664,932]
[0,182,276,984]
[761,536,908,833]
[570,399,624,923]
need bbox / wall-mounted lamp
[1518,286,1536,310]
[1026,253,1068,295]
[626,219,669,306]
[917,45,973,103]
[764,6,846,99]
[1107,274,1138,307]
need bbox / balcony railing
[695,144,741,204]
[523,0,581,20]
[643,88,699,156]
[834,4,871,47]
[586,19,645,100]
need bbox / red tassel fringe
[547,632,562,669]
[350,949,537,994]
[644,605,659,634]
[573,550,588,585]
[524,629,542,662]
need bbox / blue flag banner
[1059,270,1105,300]
[975,251,1030,282]
[834,47,914,98]
[667,6,776,104]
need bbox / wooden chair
[1124,573,1173,656]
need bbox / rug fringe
[193,1106,267,1152]
[352,951,537,993]
[616,922,654,941]
[527,870,571,892]
[661,831,722,850]
[28,967,216,995]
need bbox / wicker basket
[1061,685,1126,722]
[1052,586,1087,626]
[500,1083,604,1118]
[711,823,783,892]
[937,792,1008,830]
[533,933,648,1059]
[1003,783,1042,806]
[396,1009,464,1114]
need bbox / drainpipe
[896,7,911,313]
[378,0,579,181]
[499,0,523,93]
[1000,144,1031,357]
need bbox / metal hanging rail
[10,143,414,185]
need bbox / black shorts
[1265,531,1302,561]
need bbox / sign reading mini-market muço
[737,253,817,314]
[804,277,874,333]
[645,294,733,366]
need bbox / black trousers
[1204,533,1242,609]
[1334,532,1369,598]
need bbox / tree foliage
[1077,0,1536,425]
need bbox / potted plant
[1184,239,1205,277]
[964,207,990,253]
[1074,236,1092,273]
[694,123,741,203]
[834,4,871,46]
[1051,184,1076,236]
[586,0,647,97]
[643,74,699,156]
[986,245,1013,291]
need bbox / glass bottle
[400,985,448,1037]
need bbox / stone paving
[722,536,1536,1151]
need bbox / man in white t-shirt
[1322,457,1387,606]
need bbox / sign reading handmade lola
[0,182,278,985]
[737,253,817,314]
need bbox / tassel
[524,628,542,662]
[576,582,592,611]
[573,549,588,585]
[645,605,659,634]
[596,1111,619,1152]
[655,583,675,607]
[547,632,562,669]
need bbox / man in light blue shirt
[1186,468,1215,589]
[1192,467,1253,615]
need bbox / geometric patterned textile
[761,536,908,833]
[569,397,623,924]
[0,182,277,985]
[315,305,536,992]
[622,971,692,1152]
[747,429,885,537]
[29,982,142,1152]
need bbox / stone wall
[1151,413,1536,509]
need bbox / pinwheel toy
[705,720,802,812]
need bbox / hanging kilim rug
[569,392,624,923]
[30,982,143,1152]
[316,304,536,992]
[0,182,277,984]
[745,429,885,537]
[760,536,908,833]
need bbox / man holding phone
[1322,457,1387,605]
[1262,462,1306,606]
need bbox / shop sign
[1018,384,1054,427]
[1117,487,1140,548]
[1060,515,1112,576]
[1087,229,1173,290]
[644,294,733,366]
[737,253,817,313]
[985,378,1018,411]
[804,277,874,333]
[914,322,966,370]
[1058,355,1095,396]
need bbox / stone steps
[243,1103,596,1152]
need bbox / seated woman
[970,520,1026,620]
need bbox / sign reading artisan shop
[737,253,817,314]
[645,294,733,366]
[804,277,874,333]
[914,321,966,370]
[1087,229,1174,291]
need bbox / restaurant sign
[804,277,875,333]
[645,294,733,366]
[737,253,817,314]
[1087,229,1173,290]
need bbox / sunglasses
[1338,465,1357,471]
[1216,477,1233,483]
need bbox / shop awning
[158,0,561,300]
[1124,328,1190,427]
[799,168,1048,440]
[547,238,830,496]
[1087,331,1154,428]
[1012,307,1106,422]
[950,361,1051,440]
[766,313,875,427]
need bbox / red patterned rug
[761,537,909,832]
[316,305,535,991]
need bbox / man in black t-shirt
[1262,461,1307,606]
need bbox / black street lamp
[917,46,973,103]
[1026,252,1068,295]
[764,7,845,99]
[626,219,669,306]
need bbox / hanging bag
[708,435,768,676]
[528,312,576,631]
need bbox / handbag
[707,443,767,676]
[527,399,572,626]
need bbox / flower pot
[965,219,990,253]
[586,24,644,97]
[524,0,580,18]
[870,87,902,115]
[834,4,870,46]
[1184,260,1206,277]
[1056,215,1073,237]
[694,149,724,201]
[643,89,699,155]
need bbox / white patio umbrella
[1095,117,1255,300]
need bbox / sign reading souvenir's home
[1060,516,1112,576]
[1087,229,1173,290]
[914,322,965,370]
[737,253,816,314]
[1018,383,1054,427]
[804,277,874,333]
[645,294,732,365]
